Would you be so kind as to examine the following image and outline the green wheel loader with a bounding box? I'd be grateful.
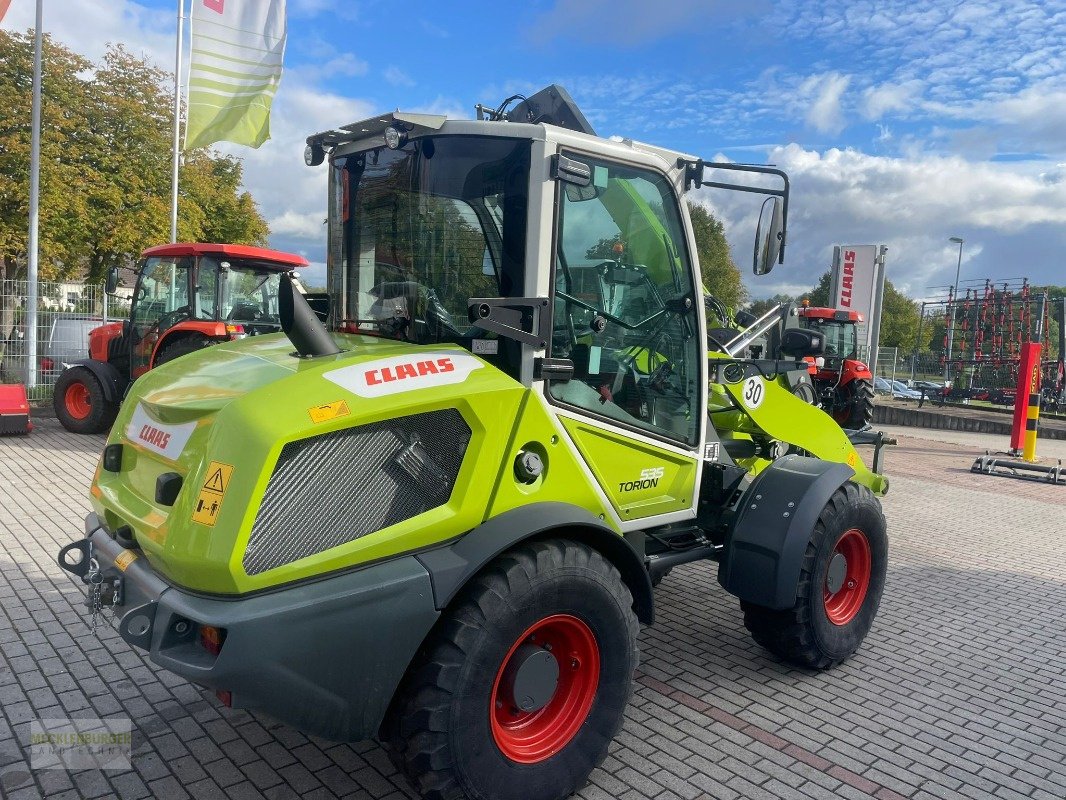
[59,85,891,800]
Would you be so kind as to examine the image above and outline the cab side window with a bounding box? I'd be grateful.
[549,155,700,445]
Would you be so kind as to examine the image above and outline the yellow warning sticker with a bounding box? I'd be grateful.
[847,451,858,467]
[114,550,138,572]
[308,400,350,424]
[192,461,234,527]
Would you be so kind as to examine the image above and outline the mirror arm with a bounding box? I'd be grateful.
[679,159,790,264]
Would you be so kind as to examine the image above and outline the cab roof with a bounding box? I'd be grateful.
[141,243,309,269]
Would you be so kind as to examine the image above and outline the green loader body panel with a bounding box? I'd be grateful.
[92,332,625,595]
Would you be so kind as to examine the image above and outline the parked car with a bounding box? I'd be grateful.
[890,380,923,400]
[874,377,922,400]
[1,315,105,383]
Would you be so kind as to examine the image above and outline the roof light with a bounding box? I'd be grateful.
[384,126,408,149]
[304,142,325,166]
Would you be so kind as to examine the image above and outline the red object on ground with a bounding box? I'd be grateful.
[1010,343,1041,453]
[0,384,32,435]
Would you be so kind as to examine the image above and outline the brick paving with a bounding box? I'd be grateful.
[1,417,1065,800]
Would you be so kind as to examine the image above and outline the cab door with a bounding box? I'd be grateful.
[129,256,194,376]
[545,152,705,524]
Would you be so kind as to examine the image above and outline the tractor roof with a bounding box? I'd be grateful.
[799,307,864,323]
[141,243,309,269]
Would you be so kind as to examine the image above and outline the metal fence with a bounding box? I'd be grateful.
[0,280,131,400]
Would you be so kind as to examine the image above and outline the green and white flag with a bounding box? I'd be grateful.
[185,0,287,150]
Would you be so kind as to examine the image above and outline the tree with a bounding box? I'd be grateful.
[687,202,746,311]
[878,281,922,351]
[749,293,797,317]
[806,270,833,308]
[0,33,269,281]
[0,32,268,376]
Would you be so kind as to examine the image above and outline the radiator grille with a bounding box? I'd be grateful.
[243,408,470,575]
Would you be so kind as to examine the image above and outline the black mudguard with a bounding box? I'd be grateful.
[66,359,127,404]
[718,455,854,610]
[416,502,654,625]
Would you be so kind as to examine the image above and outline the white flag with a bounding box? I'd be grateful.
[185,0,287,150]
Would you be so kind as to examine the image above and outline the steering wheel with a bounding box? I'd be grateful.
[157,306,191,333]
[228,303,263,322]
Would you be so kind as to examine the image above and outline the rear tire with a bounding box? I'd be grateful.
[155,334,212,366]
[741,482,887,670]
[833,378,875,429]
[53,368,117,434]
[383,539,639,800]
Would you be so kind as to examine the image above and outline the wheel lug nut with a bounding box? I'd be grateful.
[571,658,579,669]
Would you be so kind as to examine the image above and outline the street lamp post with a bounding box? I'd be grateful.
[945,236,964,381]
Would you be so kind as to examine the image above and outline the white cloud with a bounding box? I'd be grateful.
[384,65,415,87]
[704,144,1066,299]
[862,80,921,120]
[801,72,851,134]
[2,0,173,67]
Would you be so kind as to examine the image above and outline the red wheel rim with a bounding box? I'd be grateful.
[490,614,599,764]
[823,528,872,625]
[65,382,92,420]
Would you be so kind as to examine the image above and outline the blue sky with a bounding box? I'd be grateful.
[5,0,1066,299]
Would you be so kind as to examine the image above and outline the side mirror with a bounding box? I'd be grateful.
[753,196,784,276]
[779,328,825,358]
[105,267,119,294]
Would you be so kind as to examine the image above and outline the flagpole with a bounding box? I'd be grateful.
[169,0,185,243]
[26,0,43,390]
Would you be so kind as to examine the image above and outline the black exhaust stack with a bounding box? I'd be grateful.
[280,272,340,358]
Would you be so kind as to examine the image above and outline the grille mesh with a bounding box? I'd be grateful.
[243,408,470,575]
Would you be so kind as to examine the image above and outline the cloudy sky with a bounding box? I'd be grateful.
[4,0,1065,299]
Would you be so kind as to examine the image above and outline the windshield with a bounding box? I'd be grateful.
[329,136,531,345]
[223,263,283,326]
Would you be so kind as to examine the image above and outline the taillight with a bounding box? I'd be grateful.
[199,625,226,656]
[215,690,232,707]
[225,324,246,339]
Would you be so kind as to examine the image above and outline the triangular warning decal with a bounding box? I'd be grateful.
[205,469,225,492]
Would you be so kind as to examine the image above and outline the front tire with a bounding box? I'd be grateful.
[383,539,639,800]
[741,482,887,669]
[833,377,875,429]
[53,368,117,434]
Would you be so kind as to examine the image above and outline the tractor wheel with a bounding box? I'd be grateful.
[833,378,875,429]
[383,539,639,800]
[155,334,212,366]
[741,482,887,670]
[53,368,117,435]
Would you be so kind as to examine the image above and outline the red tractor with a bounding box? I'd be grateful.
[795,304,875,429]
[54,243,308,434]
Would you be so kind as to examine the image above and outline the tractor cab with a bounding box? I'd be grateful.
[796,305,862,365]
[56,243,308,434]
[122,243,302,376]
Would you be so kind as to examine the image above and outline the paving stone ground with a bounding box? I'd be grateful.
[1,418,1064,800]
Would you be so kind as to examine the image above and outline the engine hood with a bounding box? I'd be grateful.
[89,331,528,594]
